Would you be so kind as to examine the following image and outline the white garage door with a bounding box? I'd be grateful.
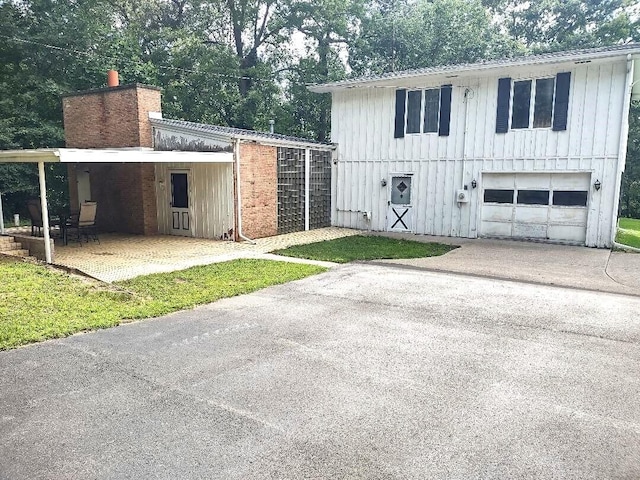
[481,173,590,244]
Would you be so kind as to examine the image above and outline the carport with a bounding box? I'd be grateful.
[0,148,232,263]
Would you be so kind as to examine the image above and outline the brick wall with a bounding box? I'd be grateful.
[62,84,161,148]
[239,142,278,239]
[62,84,161,234]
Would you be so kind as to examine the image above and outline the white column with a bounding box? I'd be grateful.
[304,148,310,231]
[38,161,52,263]
[0,191,5,235]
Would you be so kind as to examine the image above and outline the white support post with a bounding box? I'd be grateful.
[0,191,4,235]
[304,148,310,231]
[38,161,52,263]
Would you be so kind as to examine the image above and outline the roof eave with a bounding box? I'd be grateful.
[309,46,640,93]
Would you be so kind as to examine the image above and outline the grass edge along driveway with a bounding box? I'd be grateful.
[0,259,325,351]
[272,235,457,263]
[616,218,640,249]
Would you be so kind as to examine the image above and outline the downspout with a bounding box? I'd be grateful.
[610,54,635,246]
[234,138,256,244]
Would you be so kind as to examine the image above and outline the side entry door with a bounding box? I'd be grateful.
[170,170,191,236]
[387,175,414,232]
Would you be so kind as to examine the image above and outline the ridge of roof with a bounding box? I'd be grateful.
[309,43,640,92]
[150,118,333,147]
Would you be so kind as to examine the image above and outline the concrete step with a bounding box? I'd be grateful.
[0,241,23,252]
[2,249,30,257]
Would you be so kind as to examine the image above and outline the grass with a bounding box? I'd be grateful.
[0,259,325,350]
[272,235,456,263]
[616,218,640,249]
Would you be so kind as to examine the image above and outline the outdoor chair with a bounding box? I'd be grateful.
[27,199,44,236]
[65,201,99,245]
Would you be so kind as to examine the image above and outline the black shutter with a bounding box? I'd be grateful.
[495,77,511,133]
[394,89,406,138]
[553,72,571,131]
[438,85,452,136]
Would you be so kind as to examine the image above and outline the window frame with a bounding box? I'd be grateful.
[405,87,442,135]
[510,77,557,130]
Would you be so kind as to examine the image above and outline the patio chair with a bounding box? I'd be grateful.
[65,201,99,245]
[27,199,44,236]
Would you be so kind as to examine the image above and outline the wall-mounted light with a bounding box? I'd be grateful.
[594,179,601,191]
[381,179,387,187]
[471,179,477,189]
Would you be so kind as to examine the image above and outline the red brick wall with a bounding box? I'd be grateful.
[62,84,161,234]
[239,142,277,239]
[72,163,158,235]
[62,84,161,148]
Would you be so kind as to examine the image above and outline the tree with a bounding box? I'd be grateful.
[621,101,640,218]
[500,0,640,51]
[349,0,518,75]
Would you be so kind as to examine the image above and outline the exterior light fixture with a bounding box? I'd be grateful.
[381,179,387,187]
[471,179,477,189]
[594,179,601,191]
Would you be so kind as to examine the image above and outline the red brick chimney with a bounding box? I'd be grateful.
[62,71,162,148]
[62,72,162,236]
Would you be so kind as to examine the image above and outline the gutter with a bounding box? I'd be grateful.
[610,54,635,246]
[233,138,256,244]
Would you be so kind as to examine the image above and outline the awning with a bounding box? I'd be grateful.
[0,148,234,164]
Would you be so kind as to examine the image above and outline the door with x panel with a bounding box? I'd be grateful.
[387,175,414,232]
[170,170,192,236]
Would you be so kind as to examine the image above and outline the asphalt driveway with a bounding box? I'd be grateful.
[1,264,639,479]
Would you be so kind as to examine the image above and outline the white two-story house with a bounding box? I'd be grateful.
[309,44,640,248]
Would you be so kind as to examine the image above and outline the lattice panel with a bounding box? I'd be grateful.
[309,150,332,229]
[277,147,305,234]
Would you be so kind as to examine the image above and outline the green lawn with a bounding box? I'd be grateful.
[272,235,457,263]
[0,259,325,350]
[616,218,640,249]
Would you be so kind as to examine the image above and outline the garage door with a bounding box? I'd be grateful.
[481,173,590,244]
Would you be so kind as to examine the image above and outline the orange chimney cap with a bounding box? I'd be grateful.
[107,70,119,87]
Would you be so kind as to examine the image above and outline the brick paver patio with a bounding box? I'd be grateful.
[52,227,360,282]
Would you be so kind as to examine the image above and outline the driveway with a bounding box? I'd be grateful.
[374,233,640,296]
[1,264,639,479]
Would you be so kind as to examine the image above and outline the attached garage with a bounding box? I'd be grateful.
[480,173,591,244]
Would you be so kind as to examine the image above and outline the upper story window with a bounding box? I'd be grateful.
[394,85,452,139]
[406,88,441,134]
[511,78,555,129]
[496,72,571,134]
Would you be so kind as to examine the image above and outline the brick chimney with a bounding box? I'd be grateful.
[62,72,162,148]
[62,72,162,236]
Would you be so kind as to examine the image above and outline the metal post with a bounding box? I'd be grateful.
[305,148,310,231]
[0,191,5,235]
[38,161,52,263]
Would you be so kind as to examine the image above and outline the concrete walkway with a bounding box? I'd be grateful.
[53,227,357,282]
[373,232,640,296]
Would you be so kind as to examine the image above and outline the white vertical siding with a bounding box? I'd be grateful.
[155,162,234,239]
[331,59,629,247]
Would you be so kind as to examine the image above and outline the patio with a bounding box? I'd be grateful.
[50,227,359,282]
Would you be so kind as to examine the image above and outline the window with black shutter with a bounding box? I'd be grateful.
[499,73,571,131]
[398,86,451,136]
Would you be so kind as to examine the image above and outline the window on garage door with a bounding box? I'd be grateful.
[552,191,588,207]
[517,190,550,205]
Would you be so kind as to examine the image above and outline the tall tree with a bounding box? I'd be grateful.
[349,0,518,75]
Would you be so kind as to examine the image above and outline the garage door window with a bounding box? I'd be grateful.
[517,190,549,205]
[553,191,588,207]
[484,189,514,203]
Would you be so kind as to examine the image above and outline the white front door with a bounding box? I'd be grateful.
[170,170,191,236]
[387,175,414,232]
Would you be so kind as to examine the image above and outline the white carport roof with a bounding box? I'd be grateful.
[0,148,234,163]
